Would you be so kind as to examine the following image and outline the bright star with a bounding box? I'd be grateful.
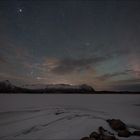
[18,8,23,13]
[19,8,22,12]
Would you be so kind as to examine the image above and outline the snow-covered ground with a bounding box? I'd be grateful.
[0,94,139,140]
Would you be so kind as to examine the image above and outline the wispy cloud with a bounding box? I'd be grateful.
[95,71,129,81]
[41,56,108,75]
[0,72,24,80]
[112,78,140,84]
[110,78,140,91]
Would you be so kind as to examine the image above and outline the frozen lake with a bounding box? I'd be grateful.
[0,94,140,140]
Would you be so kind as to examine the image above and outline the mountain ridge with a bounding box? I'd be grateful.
[0,80,140,94]
[0,80,95,93]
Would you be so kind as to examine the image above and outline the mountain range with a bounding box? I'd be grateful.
[0,80,139,94]
[0,80,95,93]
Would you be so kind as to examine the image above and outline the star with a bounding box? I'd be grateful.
[19,8,22,12]
[18,8,23,13]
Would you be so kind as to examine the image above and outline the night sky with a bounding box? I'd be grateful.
[0,0,140,91]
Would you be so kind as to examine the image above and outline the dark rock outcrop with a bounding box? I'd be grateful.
[107,119,133,138]
[80,137,90,140]
[117,130,131,137]
[132,131,140,136]
[100,135,117,140]
[98,127,117,140]
[81,119,140,140]
[90,131,99,139]
[106,119,126,131]
[82,126,118,140]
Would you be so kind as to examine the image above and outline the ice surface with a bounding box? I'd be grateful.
[0,94,139,140]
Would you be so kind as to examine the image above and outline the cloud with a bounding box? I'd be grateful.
[0,39,34,65]
[95,71,129,81]
[127,69,140,78]
[113,78,140,84]
[110,78,140,91]
[43,56,107,75]
[0,56,7,64]
[116,84,140,91]
[42,57,60,71]
[14,47,34,62]
[95,68,140,81]
[91,75,140,91]
[0,72,30,84]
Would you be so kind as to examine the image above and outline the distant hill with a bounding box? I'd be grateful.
[0,80,139,94]
[0,80,27,93]
[0,80,95,93]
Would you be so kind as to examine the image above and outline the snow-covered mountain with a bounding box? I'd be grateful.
[0,80,16,91]
[0,80,95,93]
[23,83,94,90]
[0,80,140,93]
[22,83,95,93]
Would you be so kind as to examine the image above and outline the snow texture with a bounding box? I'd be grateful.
[0,94,139,140]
